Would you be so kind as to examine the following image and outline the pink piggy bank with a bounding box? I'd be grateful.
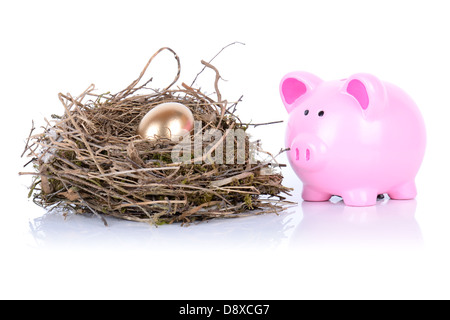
[280,72,426,206]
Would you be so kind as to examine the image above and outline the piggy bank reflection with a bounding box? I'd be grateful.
[290,198,422,248]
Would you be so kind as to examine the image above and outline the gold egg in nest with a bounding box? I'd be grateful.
[137,102,194,141]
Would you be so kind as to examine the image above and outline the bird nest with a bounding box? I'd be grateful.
[21,47,292,225]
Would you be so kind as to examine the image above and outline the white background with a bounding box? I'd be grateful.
[1,0,450,299]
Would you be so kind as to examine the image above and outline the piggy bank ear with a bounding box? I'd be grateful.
[280,71,322,113]
[344,73,387,119]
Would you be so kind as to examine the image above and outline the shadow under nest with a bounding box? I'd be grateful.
[21,47,293,226]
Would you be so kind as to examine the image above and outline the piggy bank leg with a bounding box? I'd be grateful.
[302,185,331,202]
[388,181,417,200]
[341,189,377,207]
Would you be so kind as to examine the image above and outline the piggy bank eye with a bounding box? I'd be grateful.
[318,110,325,117]
[304,109,309,116]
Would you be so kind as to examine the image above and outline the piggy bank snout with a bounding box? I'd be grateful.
[289,134,328,170]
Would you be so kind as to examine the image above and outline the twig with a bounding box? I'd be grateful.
[21,120,35,157]
[190,41,245,87]
[210,172,254,187]
[200,60,228,128]
[113,47,181,101]
[242,120,284,127]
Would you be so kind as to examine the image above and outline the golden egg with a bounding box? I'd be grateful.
[137,102,194,141]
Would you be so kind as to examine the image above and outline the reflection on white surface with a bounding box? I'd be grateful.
[27,195,422,250]
[28,209,299,251]
[290,197,422,248]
